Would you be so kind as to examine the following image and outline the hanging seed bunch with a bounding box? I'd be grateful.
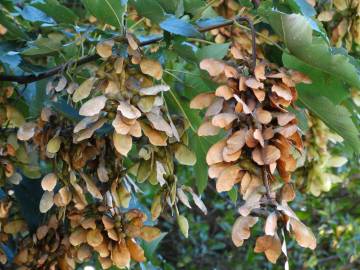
[317,0,360,54]
[0,194,27,266]
[1,35,206,268]
[191,55,316,263]
[296,114,347,196]
[209,0,278,60]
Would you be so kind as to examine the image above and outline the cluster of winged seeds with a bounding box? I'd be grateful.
[317,0,360,53]
[0,36,206,269]
[297,114,347,196]
[191,56,316,263]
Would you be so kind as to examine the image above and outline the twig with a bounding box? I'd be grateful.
[261,166,272,200]
[0,17,254,84]
[234,16,257,70]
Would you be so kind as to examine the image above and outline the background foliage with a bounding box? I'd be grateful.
[0,0,359,269]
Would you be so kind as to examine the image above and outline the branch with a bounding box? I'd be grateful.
[0,16,256,84]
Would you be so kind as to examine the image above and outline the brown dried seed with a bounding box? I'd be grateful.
[215,85,234,100]
[206,139,226,165]
[255,108,272,124]
[86,229,103,247]
[254,235,282,264]
[140,58,163,80]
[190,92,215,109]
[199,58,225,76]
[212,113,237,128]
[113,132,132,156]
[41,173,57,192]
[126,239,146,262]
[198,120,221,136]
[79,95,107,116]
[140,226,161,242]
[289,218,316,250]
[96,40,114,58]
[245,78,264,89]
[216,165,240,192]
[231,216,258,247]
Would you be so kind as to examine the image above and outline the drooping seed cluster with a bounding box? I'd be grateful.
[191,56,316,263]
[0,36,206,269]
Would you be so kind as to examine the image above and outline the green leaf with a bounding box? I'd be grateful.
[21,37,62,56]
[287,0,316,17]
[298,94,360,153]
[173,42,198,63]
[82,0,126,29]
[20,5,54,23]
[142,232,167,259]
[129,0,166,23]
[32,0,78,24]
[228,187,238,204]
[196,42,230,60]
[160,15,201,37]
[157,0,179,13]
[0,10,28,40]
[260,10,360,88]
[283,53,349,104]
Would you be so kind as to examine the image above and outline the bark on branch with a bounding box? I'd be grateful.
[0,16,256,84]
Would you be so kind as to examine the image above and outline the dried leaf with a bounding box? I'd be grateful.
[198,120,220,136]
[199,58,225,76]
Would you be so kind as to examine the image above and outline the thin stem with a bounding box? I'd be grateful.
[234,21,285,52]
[129,17,145,30]
[261,166,272,200]
[188,38,215,45]
[234,16,257,70]
[0,16,253,84]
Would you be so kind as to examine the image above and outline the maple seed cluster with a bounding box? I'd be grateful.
[298,114,347,196]
[0,34,209,269]
[191,56,316,263]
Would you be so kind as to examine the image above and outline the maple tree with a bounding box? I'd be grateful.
[0,0,359,269]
